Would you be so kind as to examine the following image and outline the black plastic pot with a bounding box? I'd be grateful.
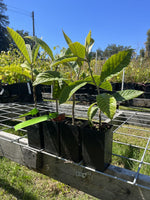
[26,115,44,150]
[42,120,60,156]
[59,118,86,163]
[81,123,113,172]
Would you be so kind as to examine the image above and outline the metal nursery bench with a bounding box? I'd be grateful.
[0,102,150,200]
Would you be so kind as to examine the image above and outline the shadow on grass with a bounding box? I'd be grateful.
[0,177,37,200]
[122,145,140,170]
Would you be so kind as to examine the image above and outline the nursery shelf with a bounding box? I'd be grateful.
[0,102,150,200]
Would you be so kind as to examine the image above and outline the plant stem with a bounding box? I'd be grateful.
[31,64,37,107]
[33,86,37,108]
[88,61,102,126]
[87,62,100,95]
[72,93,75,125]
[56,99,59,113]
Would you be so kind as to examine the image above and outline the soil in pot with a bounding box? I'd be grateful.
[59,118,87,163]
[81,122,113,172]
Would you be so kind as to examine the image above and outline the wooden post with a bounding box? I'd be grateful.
[32,11,35,37]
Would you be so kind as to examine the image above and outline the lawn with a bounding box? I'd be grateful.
[0,157,97,200]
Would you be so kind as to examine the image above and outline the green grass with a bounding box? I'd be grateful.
[0,157,97,200]
[112,124,150,175]
[0,120,26,136]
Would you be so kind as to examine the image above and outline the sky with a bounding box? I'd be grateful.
[3,0,150,54]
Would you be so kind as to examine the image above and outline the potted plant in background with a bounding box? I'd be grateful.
[52,30,143,171]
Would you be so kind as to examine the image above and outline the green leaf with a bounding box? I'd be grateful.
[87,102,98,125]
[52,81,64,99]
[32,43,40,62]
[96,93,117,119]
[21,61,31,70]
[59,80,87,104]
[26,36,54,61]
[88,38,94,53]
[100,81,112,91]
[65,48,72,56]
[62,30,72,45]
[14,115,49,131]
[35,37,54,60]
[50,56,78,67]
[15,112,59,131]
[84,75,112,91]
[49,112,58,119]
[85,30,91,48]
[69,42,86,59]
[26,44,32,63]
[7,27,31,64]
[113,90,143,102]
[84,75,100,86]
[19,108,39,117]
[100,49,133,83]
[85,30,95,54]
[33,71,67,86]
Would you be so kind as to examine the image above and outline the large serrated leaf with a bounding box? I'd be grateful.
[62,30,72,45]
[96,93,117,119]
[100,49,133,82]
[113,90,143,102]
[100,81,112,91]
[26,44,32,63]
[51,56,78,67]
[84,75,112,91]
[7,27,31,64]
[53,81,61,99]
[32,43,40,62]
[84,75,100,86]
[26,36,54,61]
[59,81,87,104]
[69,42,86,59]
[35,37,54,60]
[33,71,66,86]
[87,102,98,124]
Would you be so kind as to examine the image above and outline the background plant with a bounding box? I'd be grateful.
[7,27,45,106]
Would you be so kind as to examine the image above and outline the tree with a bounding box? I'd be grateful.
[103,44,131,58]
[96,48,104,60]
[145,29,150,57]
[140,48,145,58]
[0,0,9,52]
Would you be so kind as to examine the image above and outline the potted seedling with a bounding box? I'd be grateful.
[53,30,143,171]
[52,32,89,162]
[33,70,67,155]
[7,27,59,150]
[30,37,87,160]
[29,40,70,155]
